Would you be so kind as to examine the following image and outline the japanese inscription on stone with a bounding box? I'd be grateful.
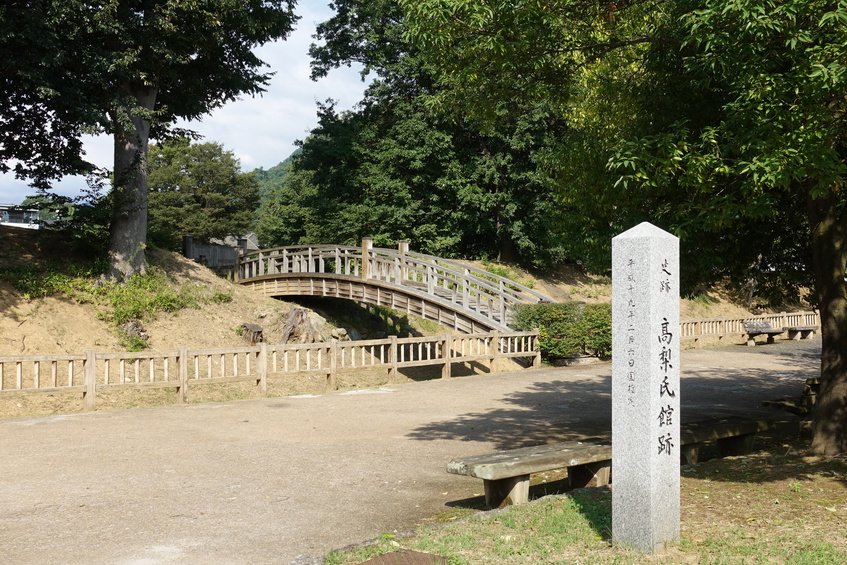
[612,222,680,555]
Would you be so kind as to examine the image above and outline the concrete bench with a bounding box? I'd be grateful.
[678,417,777,464]
[447,417,781,508]
[447,438,612,508]
[784,326,818,341]
[743,320,785,346]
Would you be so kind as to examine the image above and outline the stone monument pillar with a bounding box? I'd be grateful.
[612,222,680,554]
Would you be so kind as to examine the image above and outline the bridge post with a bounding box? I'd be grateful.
[361,238,373,280]
[398,240,409,282]
[462,268,471,311]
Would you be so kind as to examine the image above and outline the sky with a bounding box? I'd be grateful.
[0,1,367,205]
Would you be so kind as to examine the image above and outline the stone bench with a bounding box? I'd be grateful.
[784,326,818,341]
[678,417,777,464]
[743,320,785,346]
[447,438,613,508]
[447,417,782,508]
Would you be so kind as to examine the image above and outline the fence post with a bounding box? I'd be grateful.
[361,238,373,281]
[441,334,452,379]
[490,330,500,373]
[532,328,542,369]
[178,347,188,403]
[258,343,268,397]
[329,339,338,391]
[84,349,97,411]
[389,335,399,384]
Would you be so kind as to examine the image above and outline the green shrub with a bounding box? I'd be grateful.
[211,291,233,304]
[120,334,149,352]
[582,304,612,359]
[107,268,200,326]
[512,302,612,360]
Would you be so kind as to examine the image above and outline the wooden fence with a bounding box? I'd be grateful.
[680,310,819,348]
[0,331,540,410]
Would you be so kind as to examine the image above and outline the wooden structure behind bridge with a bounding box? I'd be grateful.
[235,239,552,334]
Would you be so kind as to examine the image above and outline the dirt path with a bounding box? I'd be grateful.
[0,340,818,564]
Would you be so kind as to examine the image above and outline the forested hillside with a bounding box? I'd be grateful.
[248,0,846,453]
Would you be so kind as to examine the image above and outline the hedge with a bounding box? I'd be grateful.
[511,302,611,361]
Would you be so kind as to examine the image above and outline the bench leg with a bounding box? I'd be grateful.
[801,330,814,340]
[747,336,756,347]
[766,335,777,344]
[483,475,530,508]
[568,460,611,489]
[681,443,701,465]
[717,433,756,457]
[788,330,800,341]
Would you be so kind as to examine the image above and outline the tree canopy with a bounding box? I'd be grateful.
[0,0,299,278]
[147,138,260,251]
[257,0,567,265]
[401,0,847,454]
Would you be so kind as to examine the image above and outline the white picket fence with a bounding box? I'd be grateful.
[0,331,540,410]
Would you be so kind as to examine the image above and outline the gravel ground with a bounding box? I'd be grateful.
[0,339,819,564]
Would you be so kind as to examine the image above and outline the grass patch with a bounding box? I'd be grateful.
[481,260,537,290]
[2,259,231,351]
[105,267,202,325]
[0,261,105,301]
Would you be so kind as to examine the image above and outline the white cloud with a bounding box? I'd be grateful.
[0,1,366,204]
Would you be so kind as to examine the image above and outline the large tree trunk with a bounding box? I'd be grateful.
[108,84,158,280]
[807,189,847,455]
[495,204,520,263]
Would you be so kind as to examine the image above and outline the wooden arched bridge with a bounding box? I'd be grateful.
[236,239,552,333]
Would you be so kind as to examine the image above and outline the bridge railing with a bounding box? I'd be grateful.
[237,240,551,328]
[0,330,540,411]
[238,244,365,279]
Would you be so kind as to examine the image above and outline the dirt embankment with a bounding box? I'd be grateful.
[1,225,764,358]
[0,227,311,356]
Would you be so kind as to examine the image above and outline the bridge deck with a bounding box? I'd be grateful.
[236,241,552,333]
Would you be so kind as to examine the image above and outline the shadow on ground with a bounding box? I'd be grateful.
[407,377,613,450]
[406,362,812,451]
